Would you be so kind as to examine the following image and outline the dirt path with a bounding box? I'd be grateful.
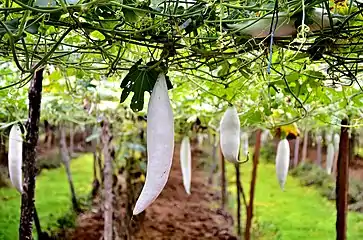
[134,146,237,240]
[66,145,237,240]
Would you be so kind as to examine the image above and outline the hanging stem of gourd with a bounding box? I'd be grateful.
[267,0,279,74]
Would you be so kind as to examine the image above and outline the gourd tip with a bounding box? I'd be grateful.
[132,208,142,215]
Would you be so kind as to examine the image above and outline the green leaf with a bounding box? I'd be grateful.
[218,61,230,77]
[123,9,139,23]
[90,30,105,41]
[120,60,172,112]
[289,52,309,62]
[25,19,40,34]
[48,69,62,81]
[0,19,19,38]
[286,72,299,82]
[305,70,325,80]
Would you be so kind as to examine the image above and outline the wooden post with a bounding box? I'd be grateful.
[349,129,355,164]
[219,145,226,209]
[336,119,349,240]
[235,164,241,236]
[293,137,300,167]
[316,136,322,167]
[60,125,80,212]
[102,120,113,240]
[33,207,44,239]
[301,130,308,162]
[208,133,218,185]
[19,69,44,239]
[69,123,74,156]
[245,129,261,240]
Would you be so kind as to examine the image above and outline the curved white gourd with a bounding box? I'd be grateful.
[8,124,23,193]
[220,106,241,163]
[326,143,334,174]
[275,139,290,190]
[334,133,340,152]
[133,73,174,215]
[180,136,191,194]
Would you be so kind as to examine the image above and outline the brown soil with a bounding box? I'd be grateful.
[66,145,237,240]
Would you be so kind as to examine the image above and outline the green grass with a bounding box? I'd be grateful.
[357,147,363,158]
[0,154,93,240]
[226,154,363,240]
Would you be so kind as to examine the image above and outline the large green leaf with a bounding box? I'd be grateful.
[0,19,19,39]
[120,59,172,111]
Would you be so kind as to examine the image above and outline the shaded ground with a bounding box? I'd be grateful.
[67,145,237,240]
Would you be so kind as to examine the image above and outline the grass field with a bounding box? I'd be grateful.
[0,154,93,240]
[226,153,363,240]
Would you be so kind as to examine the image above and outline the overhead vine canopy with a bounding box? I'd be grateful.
[0,0,362,126]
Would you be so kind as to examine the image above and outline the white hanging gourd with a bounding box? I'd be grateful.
[180,136,191,194]
[275,139,290,190]
[220,106,241,163]
[133,73,174,215]
[8,124,23,193]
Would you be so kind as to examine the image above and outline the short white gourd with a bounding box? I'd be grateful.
[275,139,290,190]
[220,106,241,163]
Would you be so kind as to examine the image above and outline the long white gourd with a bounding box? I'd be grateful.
[220,106,241,163]
[133,73,174,215]
[226,8,337,38]
[180,136,191,194]
[8,124,23,193]
[226,13,296,37]
[326,143,334,174]
[275,139,290,190]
